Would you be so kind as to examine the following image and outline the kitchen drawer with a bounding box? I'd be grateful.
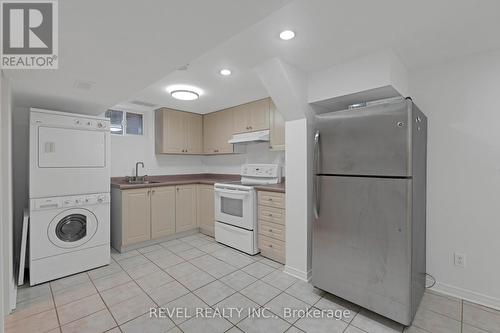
[258,205,285,225]
[258,234,285,263]
[258,191,285,209]
[258,220,285,241]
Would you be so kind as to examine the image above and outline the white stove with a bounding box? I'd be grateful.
[214,164,281,255]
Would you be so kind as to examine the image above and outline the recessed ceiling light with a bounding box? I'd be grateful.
[166,85,203,101]
[279,30,295,40]
[220,68,232,76]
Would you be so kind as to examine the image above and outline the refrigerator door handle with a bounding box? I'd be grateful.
[313,130,320,219]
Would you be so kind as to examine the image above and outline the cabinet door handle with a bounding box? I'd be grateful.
[268,198,273,201]
[152,189,155,194]
[268,213,273,217]
[269,229,273,232]
[269,244,273,248]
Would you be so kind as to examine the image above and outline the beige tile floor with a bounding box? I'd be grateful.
[5,233,500,333]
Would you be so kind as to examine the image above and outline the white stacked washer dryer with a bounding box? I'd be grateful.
[29,108,111,285]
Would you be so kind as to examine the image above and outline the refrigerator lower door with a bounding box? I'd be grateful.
[312,175,414,325]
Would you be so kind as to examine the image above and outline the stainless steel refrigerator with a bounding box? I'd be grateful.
[312,97,427,325]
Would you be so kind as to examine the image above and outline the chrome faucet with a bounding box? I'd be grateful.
[135,162,144,178]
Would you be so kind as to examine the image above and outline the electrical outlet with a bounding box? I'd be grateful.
[454,253,466,268]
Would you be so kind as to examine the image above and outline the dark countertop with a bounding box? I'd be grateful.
[111,173,239,189]
[111,173,285,193]
[254,183,286,193]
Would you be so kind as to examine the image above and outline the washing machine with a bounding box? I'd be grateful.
[29,192,110,285]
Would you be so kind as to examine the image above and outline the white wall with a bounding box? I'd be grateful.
[202,142,284,174]
[0,70,5,333]
[283,119,311,280]
[110,110,284,176]
[1,71,15,327]
[409,49,500,308]
[255,58,313,281]
[308,50,408,104]
[109,110,204,177]
[12,107,29,272]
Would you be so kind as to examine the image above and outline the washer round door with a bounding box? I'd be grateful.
[48,208,98,248]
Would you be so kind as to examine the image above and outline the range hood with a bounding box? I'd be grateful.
[228,130,270,144]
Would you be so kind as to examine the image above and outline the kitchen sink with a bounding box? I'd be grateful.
[127,180,160,184]
[124,175,160,184]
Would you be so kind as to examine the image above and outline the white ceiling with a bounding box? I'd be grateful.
[6,0,500,115]
[4,0,290,114]
[123,0,500,114]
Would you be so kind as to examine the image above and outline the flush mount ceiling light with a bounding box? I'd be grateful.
[171,90,199,100]
[220,68,232,76]
[166,85,203,101]
[279,30,295,40]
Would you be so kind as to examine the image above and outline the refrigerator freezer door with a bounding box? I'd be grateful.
[314,100,411,177]
[312,175,413,325]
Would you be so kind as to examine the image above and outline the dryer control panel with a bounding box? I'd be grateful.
[31,193,110,211]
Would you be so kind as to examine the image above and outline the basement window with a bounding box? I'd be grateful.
[105,110,143,136]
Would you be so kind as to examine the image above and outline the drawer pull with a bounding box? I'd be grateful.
[268,198,273,201]
[269,244,273,248]
[269,229,273,232]
[268,213,273,217]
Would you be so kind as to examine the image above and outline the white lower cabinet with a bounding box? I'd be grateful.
[111,184,209,251]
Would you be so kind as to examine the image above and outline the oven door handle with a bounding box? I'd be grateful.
[215,188,250,197]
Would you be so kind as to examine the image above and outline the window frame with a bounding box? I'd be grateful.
[105,109,144,136]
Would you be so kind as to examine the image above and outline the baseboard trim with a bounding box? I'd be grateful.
[284,265,311,282]
[117,228,200,253]
[429,280,500,311]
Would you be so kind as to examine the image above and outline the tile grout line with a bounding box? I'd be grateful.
[461,299,464,333]
[111,251,181,330]
[51,272,122,331]
[111,235,237,331]
[4,289,58,327]
[86,270,120,331]
[12,235,286,333]
[155,235,271,330]
[48,282,62,332]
